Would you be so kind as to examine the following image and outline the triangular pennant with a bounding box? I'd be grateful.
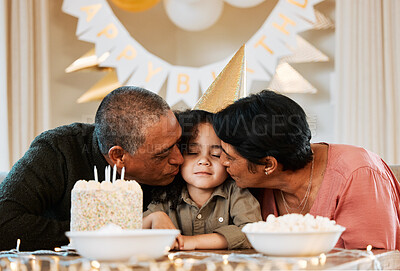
[268,63,317,94]
[281,35,329,63]
[126,54,171,94]
[313,9,334,30]
[166,66,199,108]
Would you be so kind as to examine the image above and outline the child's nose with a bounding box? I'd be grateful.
[197,157,211,166]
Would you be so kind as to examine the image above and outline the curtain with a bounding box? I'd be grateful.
[335,0,400,164]
[7,0,50,167]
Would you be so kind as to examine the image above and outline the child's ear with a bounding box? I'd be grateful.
[262,156,278,175]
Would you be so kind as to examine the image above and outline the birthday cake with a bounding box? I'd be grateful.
[70,179,143,231]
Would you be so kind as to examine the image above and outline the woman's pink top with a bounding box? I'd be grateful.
[260,144,400,249]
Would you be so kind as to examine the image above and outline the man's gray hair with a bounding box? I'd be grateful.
[95,86,170,154]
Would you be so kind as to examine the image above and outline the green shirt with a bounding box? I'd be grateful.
[144,179,262,249]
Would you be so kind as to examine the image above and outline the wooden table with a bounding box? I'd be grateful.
[1,249,400,270]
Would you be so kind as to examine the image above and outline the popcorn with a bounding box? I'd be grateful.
[243,213,342,233]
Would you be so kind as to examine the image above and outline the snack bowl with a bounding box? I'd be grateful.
[66,229,180,261]
[242,226,345,257]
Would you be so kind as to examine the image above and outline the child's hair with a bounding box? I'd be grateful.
[150,109,214,209]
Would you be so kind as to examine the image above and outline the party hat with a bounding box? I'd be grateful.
[77,70,121,103]
[65,48,110,73]
[193,45,247,113]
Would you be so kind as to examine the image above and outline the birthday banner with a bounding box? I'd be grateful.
[62,0,324,107]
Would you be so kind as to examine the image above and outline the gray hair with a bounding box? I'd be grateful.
[95,86,170,154]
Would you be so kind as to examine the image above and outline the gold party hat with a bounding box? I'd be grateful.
[77,70,121,103]
[65,48,110,73]
[193,44,246,113]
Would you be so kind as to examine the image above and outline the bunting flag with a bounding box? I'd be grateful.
[62,0,330,105]
[268,62,317,94]
[313,9,334,30]
[281,35,329,63]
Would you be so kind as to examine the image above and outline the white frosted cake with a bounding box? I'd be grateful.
[70,179,143,231]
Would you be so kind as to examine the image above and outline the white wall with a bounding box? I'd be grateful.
[0,0,9,171]
[48,0,335,143]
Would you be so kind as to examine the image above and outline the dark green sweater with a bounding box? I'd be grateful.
[0,123,152,251]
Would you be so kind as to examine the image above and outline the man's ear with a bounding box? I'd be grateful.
[261,156,278,175]
[108,146,126,168]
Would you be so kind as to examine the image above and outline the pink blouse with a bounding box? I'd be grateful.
[260,144,400,249]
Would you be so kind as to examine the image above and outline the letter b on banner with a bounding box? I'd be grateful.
[177,74,190,94]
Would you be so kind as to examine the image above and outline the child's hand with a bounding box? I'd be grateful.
[148,211,177,229]
[176,235,196,250]
[171,234,185,250]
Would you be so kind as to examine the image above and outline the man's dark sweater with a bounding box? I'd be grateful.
[0,123,152,251]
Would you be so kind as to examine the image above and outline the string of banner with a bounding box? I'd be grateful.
[62,0,333,107]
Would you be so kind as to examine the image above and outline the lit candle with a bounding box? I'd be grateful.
[121,167,125,181]
[94,166,98,182]
[16,239,21,252]
[105,166,109,182]
[112,164,117,183]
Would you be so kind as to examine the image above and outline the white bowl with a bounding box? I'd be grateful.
[242,227,345,257]
[66,229,180,261]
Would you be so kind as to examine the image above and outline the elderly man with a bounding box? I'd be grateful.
[0,86,183,251]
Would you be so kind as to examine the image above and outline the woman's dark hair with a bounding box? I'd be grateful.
[150,110,214,209]
[213,89,313,171]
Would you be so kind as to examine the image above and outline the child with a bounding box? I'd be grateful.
[143,110,262,250]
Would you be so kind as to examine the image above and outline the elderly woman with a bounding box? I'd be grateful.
[213,90,400,250]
